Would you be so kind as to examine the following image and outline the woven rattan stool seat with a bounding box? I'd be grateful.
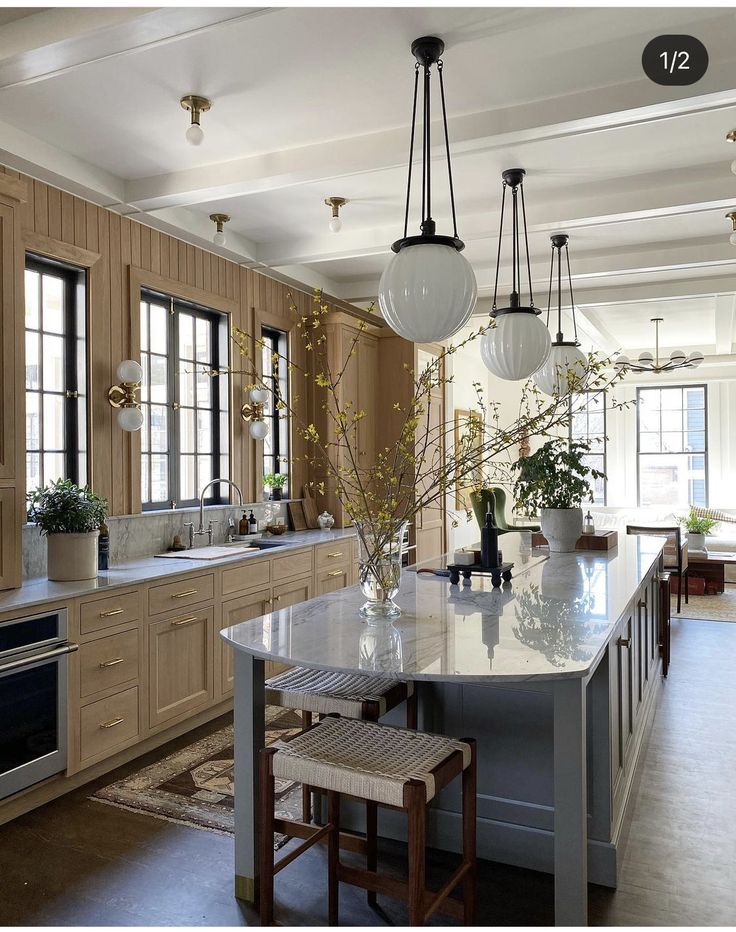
[265,666,413,719]
[272,716,471,808]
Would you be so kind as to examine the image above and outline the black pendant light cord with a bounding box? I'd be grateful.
[422,58,431,231]
[491,183,507,311]
[565,244,579,343]
[437,61,459,240]
[545,246,555,329]
[520,185,535,307]
[492,176,535,312]
[545,236,580,344]
[402,64,420,241]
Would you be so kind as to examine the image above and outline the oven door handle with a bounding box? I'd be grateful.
[0,642,78,674]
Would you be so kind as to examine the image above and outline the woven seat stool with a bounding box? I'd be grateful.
[259,716,477,927]
[265,666,417,821]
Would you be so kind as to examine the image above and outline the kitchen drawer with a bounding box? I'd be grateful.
[79,629,140,698]
[80,590,140,635]
[272,548,313,579]
[315,542,351,572]
[148,573,214,616]
[316,565,351,596]
[79,686,139,763]
[222,558,270,597]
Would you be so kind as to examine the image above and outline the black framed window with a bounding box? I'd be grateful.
[261,326,289,492]
[140,290,229,509]
[637,385,707,508]
[24,255,87,494]
[570,391,606,505]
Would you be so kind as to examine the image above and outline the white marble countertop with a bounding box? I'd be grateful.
[222,534,665,683]
[0,528,357,615]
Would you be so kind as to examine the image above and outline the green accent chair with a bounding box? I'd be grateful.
[470,487,540,537]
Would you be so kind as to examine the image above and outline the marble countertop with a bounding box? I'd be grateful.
[0,528,357,615]
[222,534,665,683]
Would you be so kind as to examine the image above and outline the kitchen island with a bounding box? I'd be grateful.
[222,533,666,926]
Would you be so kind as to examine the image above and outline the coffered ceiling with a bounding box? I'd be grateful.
[1,5,736,361]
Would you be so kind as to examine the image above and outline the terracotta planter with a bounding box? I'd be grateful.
[540,507,583,553]
[47,531,99,581]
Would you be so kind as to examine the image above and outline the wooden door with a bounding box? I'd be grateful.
[149,607,213,729]
[218,588,272,698]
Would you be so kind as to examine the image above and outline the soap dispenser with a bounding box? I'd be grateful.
[248,510,257,534]
[238,511,249,535]
[481,505,499,569]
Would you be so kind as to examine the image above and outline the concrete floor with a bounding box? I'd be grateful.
[0,617,735,926]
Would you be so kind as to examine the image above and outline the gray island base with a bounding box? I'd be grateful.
[222,533,666,926]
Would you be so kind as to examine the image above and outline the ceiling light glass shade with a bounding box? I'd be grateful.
[532,343,589,397]
[250,387,269,405]
[378,243,477,342]
[116,359,143,383]
[730,231,736,246]
[669,349,686,365]
[686,351,704,368]
[637,352,654,366]
[249,420,269,440]
[213,230,226,246]
[117,407,144,432]
[328,216,342,233]
[186,123,204,146]
[480,312,551,381]
[614,354,630,368]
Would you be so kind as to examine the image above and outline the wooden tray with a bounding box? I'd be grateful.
[531,530,618,551]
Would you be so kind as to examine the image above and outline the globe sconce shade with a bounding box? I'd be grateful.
[249,387,269,405]
[116,359,143,384]
[480,310,551,381]
[249,420,270,440]
[117,407,144,432]
[108,359,143,432]
[532,343,589,398]
[378,242,477,343]
[241,390,270,440]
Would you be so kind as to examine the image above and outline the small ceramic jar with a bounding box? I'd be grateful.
[318,511,335,530]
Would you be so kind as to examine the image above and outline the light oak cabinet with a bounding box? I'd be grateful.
[218,588,273,698]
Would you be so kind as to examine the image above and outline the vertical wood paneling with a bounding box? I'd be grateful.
[140,223,151,272]
[73,197,86,247]
[60,192,74,243]
[150,229,160,275]
[33,180,48,236]
[47,186,61,241]
[108,210,124,514]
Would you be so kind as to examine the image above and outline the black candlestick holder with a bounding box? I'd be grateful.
[446,561,514,587]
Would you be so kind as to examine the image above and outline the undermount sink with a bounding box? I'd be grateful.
[248,538,289,549]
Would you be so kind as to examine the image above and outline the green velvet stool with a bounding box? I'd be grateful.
[470,487,540,537]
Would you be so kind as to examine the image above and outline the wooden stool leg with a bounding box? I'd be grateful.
[259,748,277,927]
[406,780,426,926]
[366,800,378,907]
[327,791,341,926]
[406,688,418,729]
[462,740,478,926]
[301,711,313,822]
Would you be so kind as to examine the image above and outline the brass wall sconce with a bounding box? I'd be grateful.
[241,387,270,440]
[180,94,211,146]
[108,360,143,432]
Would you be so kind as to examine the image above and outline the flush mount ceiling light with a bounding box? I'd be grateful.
[532,234,589,398]
[209,213,230,246]
[241,388,270,440]
[726,210,736,245]
[480,169,551,381]
[180,94,211,146]
[614,317,703,373]
[108,359,143,432]
[378,36,477,343]
[325,197,348,233]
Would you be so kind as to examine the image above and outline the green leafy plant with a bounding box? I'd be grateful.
[262,472,287,489]
[678,509,717,536]
[27,479,108,535]
[511,439,604,513]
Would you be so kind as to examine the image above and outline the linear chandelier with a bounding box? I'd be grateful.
[614,317,703,373]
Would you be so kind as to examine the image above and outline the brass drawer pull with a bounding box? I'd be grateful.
[274,595,281,603]
[327,571,343,578]
[171,615,198,627]
[617,636,631,648]
[327,551,344,558]
[264,598,273,606]
[171,588,198,599]
[99,657,125,668]
[99,717,124,729]
[99,608,124,618]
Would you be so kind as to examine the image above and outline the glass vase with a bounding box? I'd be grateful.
[355,520,407,619]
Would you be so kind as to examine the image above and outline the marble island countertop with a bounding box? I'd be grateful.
[0,528,357,615]
[222,534,665,683]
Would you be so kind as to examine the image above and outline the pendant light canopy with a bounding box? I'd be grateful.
[378,36,477,343]
[481,169,551,380]
[533,234,589,398]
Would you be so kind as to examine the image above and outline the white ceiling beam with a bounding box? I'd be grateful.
[714,294,736,355]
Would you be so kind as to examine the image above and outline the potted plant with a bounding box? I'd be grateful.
[511,439,604,553]
[27,479,108,581]
[678,509,717,553]
[263,472,287,501]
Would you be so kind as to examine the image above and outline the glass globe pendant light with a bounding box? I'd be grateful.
[481,169,551,380]
[532,234,589,398]
[378,36,477,343]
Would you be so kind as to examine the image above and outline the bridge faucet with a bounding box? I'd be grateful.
[193,478,244,545]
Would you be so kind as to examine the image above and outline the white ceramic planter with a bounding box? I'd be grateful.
[47,530,99,581]
[541,507,583,553]
[687,532,706,552]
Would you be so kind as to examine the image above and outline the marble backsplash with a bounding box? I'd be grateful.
[23,500,289,580]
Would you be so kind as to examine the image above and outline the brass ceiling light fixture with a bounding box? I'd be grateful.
[614,317,703,373]
[210,213,230,246]
[727,129,736,175]
[726,210,736,245]
[180,94,211,146]
[325,197,348,233]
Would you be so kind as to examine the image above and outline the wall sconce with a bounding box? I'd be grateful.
[210,213,230,246]
[180,94,211,146]
[241,387,270,439]
[108,360,144,432]
[325,196,348,233]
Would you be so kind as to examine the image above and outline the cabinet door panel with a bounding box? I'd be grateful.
[273,576,313,609]
[218,589,272,698]
[149,607,213,728]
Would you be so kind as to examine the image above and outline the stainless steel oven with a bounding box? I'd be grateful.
[0,608,77,800]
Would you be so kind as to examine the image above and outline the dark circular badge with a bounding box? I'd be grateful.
[642,35,708,86]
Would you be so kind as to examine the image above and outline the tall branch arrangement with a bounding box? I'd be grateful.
[230,290,628,564]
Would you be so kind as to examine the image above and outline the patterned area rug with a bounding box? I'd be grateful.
[672,585,736,623]
[91,707,305,844]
